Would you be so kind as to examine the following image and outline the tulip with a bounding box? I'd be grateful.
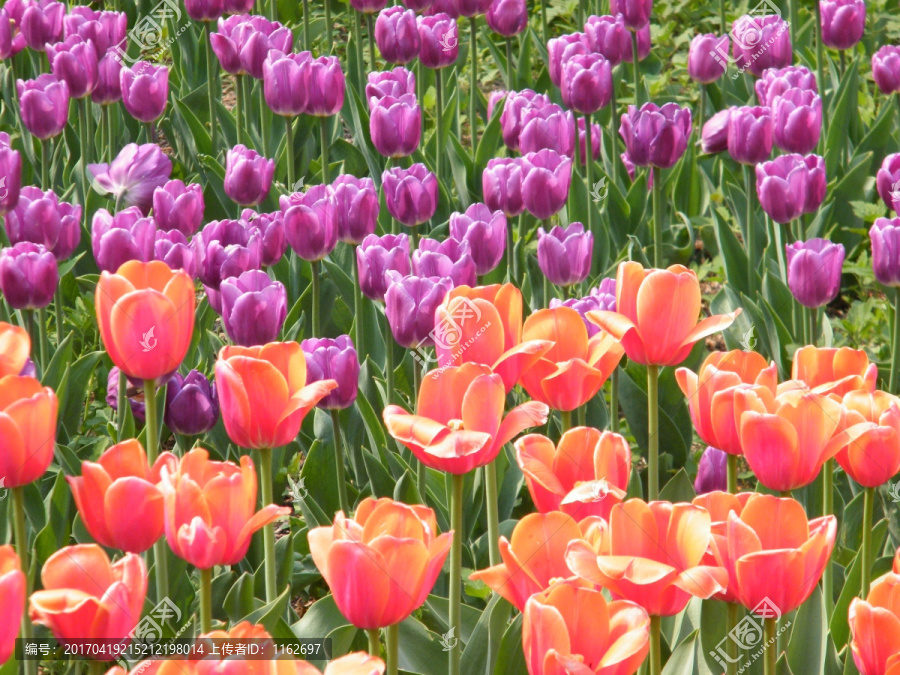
[726,106,773,165]
[89,143,173,214]
[772,88,822,154]
[0,9,11,60]
[0,322,30,378]
[412,237,477,287]
[403,0,434,12]
[262,50,311,116]
[454,0,492,16]
[382,164,438,226]
[92,53,123,105]
[29,545,146,651]
[105,367,145,424]
[537,223,592,287]
[485,0,527,36]
[583,15,626,66]
[878,154,900,214]
[63,7,127,55]
[791,345,877,395]
[834,390,900,488]
[755,65,818,106]
[301,654,386,675]
[694,446,728,495]
[688,33,729,83]
[220,270,287,346]
[224,144,275,207]
[1,0,25,57]
[803,153,827,214]
[518,104,575,157]
[193,218,262,290]
[281,184,338,261]
[215,341,338,450]
[20,0,63,50]
[0,134,21,216]
[164,370,219,436]
[366,67,416,106]
[576,118,602,166]
[46,35,98,100]
[0,374,57,488]
[152,179,205,236]
[309,498,452,628]
[357,233,411,302]
[849,570,900,675]
[417,13,459,68]
[731,14,792,77]
[0,242,57,310]
[482,158,525,217]
[95,260,195,382]
[370,94,421,158]
[785,238,845,308]
[244,209,286,266]
[185,0,224,21]
[549,278,617,337]
[383,272,455,347]
[333,176,379,244]
[375,7,420,65]
[548,33,590,87]
[0,546,24,665]
[120,61,169,123]
[821,0,865,50]
[874,46,900,95]
[610,0,651,29]
[448,204,507,276]
[17,75,69,140]
[210,15,292,79]
[700,108,730,154]
[520,149,572,220]
[91,207,156,274]
[560,53,612,115]
[499,89,551,151]
[619,102,692,169]
[352,0,388,13]
[301,335,359,410]
[872,217,900,287]
[304,55,345,117]
[755,154,811,224]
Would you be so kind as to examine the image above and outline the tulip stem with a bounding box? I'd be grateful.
[116,369,127,440]
[436,70,444,182]
[320,118,330,183]
[303,0,311,52]
[504,37,514,89]
[649,615,661,675]
[743,164,755,293]
[78,98,89,207]
[235,75,244,146]
[808,307,817,346]
[727,453,738,493]
[257,447,279,604]
[383,313,395,405]
[367,629,381,657]
[448,473,464,675]
[205,23,218,152]
[647,364,659,500]
[610,367,619,433]
[412,357,428,498]
[609,83,619,188]
[813,4,825,141]
[485,460,501,566]
[331,410,350,514]
[88,661,104,675]
[719,0,726,35]
[631,31,640,106]
[823,459,834,616]
[386,623,399,675]
[584,113,594,243]
[890,288,900,394]
[366,14,376,72]
[54,289,63,345]
[862,485,874,598]
[780,490,792,498]
[311,260,322,336]
[259,85,271,159]
[145,378,170,607]
[764,617,776,675]
[652,167,662,268]
[36,309,48,376]
[199,567,213,633]
[469,17,479,152]
[324,0,332,54]
[285,116,295,191]
[560,409,572,433]
[352,246,363,356]
[41,139,49,191]
[12,486,36,675]
[540,0,548,53]
[726,603,739,675]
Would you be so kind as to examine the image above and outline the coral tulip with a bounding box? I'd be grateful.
[850,570,900,675]
[0,322,30,377]
[0,374,58,488]
[835,390,900,488]
[791,345,877,396]
[0,546,24,665]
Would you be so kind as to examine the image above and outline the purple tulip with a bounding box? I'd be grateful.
[154,229,196,277]
[726,106,773,165]
[755,154,809,224]
[0,133,22,216]
[280,184,338,261]
[413,237,477,286]
[402,0,434,12]
[46,35,98,99]
[619,102,692,169]
[351,0,388,13]
[487,90,509,120]
[211,15,293,79]
[305,55,345,117]
[375,7,420,65]
[500,89,551,151]
[366,67,417,108]
[3,0,26,57]
[224,0,254,14]
[220,269,287,345]
[873,46,900,95]
[91,207,157,273]
[370,94,421,158]
[772,88,821,154]
[244,209,286,266]
[548,33,590,87]
[453,0,492,17]
[164,370,219,435]
[785,238,845,308]
[382,164,438,227]
[482,157,525,217]
[694,447,728,495]
[700,109,730,154]
[803,154,827,215]
[92,53,122,105]
[107,367,145,423]
[17,75,69,140]
[89,143,173,214]
[20,0,63,51]
[0,8,13,59]
[449,203,507,276]
[518,104,575,157]
[333,175,379,244]
[609,0,651,30]
[153,179,205,236]
[0,242,57,309]
[537,222,593,287]
[521,149,571,220]
[731,14,791,77]
[263,50,312,116]
[871,218,900,287]
[560,53,612,115]
[688,33,729,84]
[584,14,631,66]
[301,335,359,410]
[820,0,865,50]
[193,218,262,290]
[185,0,224,22]
[486,0,527,36]
[4,186,80,260]
[357,233,411,302]
[621,152,654,187]
[577,117,602,166]
[64,7,127,54]
[876,154,900,213]
[120,61,169,123]
[224,144,275,207]
[384,272,455,347]
[549,277,616,337]
[417,13,459,69]
[755,65,817,106]
[620,22,652,63]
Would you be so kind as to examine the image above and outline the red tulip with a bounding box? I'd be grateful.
[0,546,25,665]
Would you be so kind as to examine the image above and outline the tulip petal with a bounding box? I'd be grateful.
[104,477,164,554]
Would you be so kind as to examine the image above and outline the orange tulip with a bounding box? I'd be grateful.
[791,345,877,396]
[0,322,29,376]
[710,494,835,615]
[0,546,25,665]
[433,284,552,392]
[298,653,386,675]
[470,512,605,611]
[515,427,630,520]
[383,363,549,474]
[308,497,452,629]
[565,499,727,617]
[216,342,337,450]
[159,448,290,568]
[68,439,177,554]
[675,350,777,456]
[522,578,650,675]
[96,260,195,381]
[850,570,900,675]
[0,374,58,488]
[691,490,753,604]
[29,544,146,653]
[518,306,624,411]
[835,390,900,488]
[587,262,738,367]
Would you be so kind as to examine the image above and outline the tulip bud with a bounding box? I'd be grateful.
[870,218,900,287]
[154,230,196,277]
[120,61,168,123]
[785,238,845,308]
[17,75,69,140]
[610,0,651,30]
[874,45,900,95]
[584,14,631,66]
[537,223,593,287]
[356,233,411,302]
[755,65,817,106]
[694,447,728,494]
[688,33,728,84]
[454,0,492,17]
[772,88,822,155]
[619,102,692,169]
[482,157,525,217]
[153,179,205,236]
[21,0,64,50]
[193,219,262,290]
[220,270,288,346]
[0,242,58,309]
[820,0,865,50]
[263,49,312,116]
[5,186,80,260]
[0,133,22,216]
[412,237,477,286]
[519,104,575,157]
[105,367,145,423]
[366,67,416,107]
[731,14,791,76]
[63,7,127,55]
[351,0,388,13]
[244,209,286,266]
[700,108,730,154]
[417,13,459,68]
[211,15,293,79]
[370,94,421,158]
[548,33,590,87]
[500,89,551,151]
[521,149,571,220]
[375,7,421,65]
[224,144,275,207]
[91,207,157,273]
[164,370,219,436]
[877,153,900,214]
[755,154,810,225]
[301,335,360,410]
[384,272,455,347]
[560,53,612,115]
[89,143,173,214]
[333,175,379,244]
[485,0,527,36]
[92,53,123,105]
[803,154,827,215]
[550,277,617,337]
[449,203,507,276]
[304,55,345,116]
[46,34,98,99]
[281,184,339,261]
[726,106,773,165]
[382,164,438,226]
[185,0,224,20]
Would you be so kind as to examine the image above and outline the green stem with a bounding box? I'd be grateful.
[726,603,739,675]
[36,309,48,373]
[647,365,659,500]
[780,490,792,498]
[823,459,834,616]
[808,306,817,346]
[206,23,218,152]
[631,31,640,106]
[199,567,213,634]
[366,13,376,72]
[303,0,311,51]
[862,485,874,598]
[384,313,395,405]
[324,0,332,54]
[892,289,900,393]
[719,0,726,35]
[78,98,89,206]
[259,84,270,158]
[727,453,738,493]
[652,166,662,267]
[412,357,426,497]
[609,82,619,187]
[353,12,364,87]
[584,113,594,241]
[54,288,63,345]
[235,74,243,145]
[469,17,479,151]
[815,0,826,147]
[312,260,321,336]
[320,117,330,183]
[102,105,111,162]
[116,369,127,440]
[560,409,572,432]
[448,473,464,675]
[649,615,661,675]
[516,212,525,284]
[435,70,443,182]
[787,0,796,53]
[352,246,363,356]
[698,83,706,139]
[386,623,399,675]
[331,410,349,513]
[41,139,49,190]
[367,629,381,657]
[744,164,754,292]
[764,618,777,675]
[144,379,169,606]
[89,661,104,675]
[485,460,501,566]
[257,447,278,603]
[504,36,514,89]
[540,0,548,49]
[610,367,619,433]
[285,116,295,190]
[12,487,36,675]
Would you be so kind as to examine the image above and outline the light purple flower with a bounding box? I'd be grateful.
[333,175,379,245]
[154,230,197,278]
[153,180,204,237]
[220,269,287,346]
[89,143,173,214]
[224,144,275,207]
[537,222,592,287]
[193,218,262,290]
[4,186,80,260]
[280,184,338,261]
[0,241,58,309]
[785,238,845,308]
[243,209,286,266]
[449,203,507,276]
[357,233,411,302]
[412,237,477,286]
[91,207,157,273]
[301,335,359,410]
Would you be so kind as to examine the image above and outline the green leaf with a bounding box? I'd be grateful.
[493,613,528,675]
[788,587,826,675]
[659,468,697,503]
[662,629,698,675]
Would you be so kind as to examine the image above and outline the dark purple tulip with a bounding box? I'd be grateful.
[120,62,169,123]
[153,179,205,236]
[154,229,196,277]
[64,7,127,54]
[0,133,22,215]
[518,104,575,157]
[548,33,590,87]
[873,46,900,95]
[412,237,476,286]
[0,8,12,59]
[20,0,63,50]
[755,154,809,225]
[619,102,692,169]
[871,218,900,287]
[263,50,311,116]
[375,7,420,65]
[803,154,827,215]
[351,0,388,14]
[425,0,460,16]
[694,447,727,495]
[17,75,69,140]
[304,55,345,117]
[521,149,571,220]
[193,218,262,290]
[609,0,651,30]
[333,175,379,244]
[453,0,492,17]
[89,143,173,214]
[417,13,459,69]
[402,0,434,12]
[549,277,616,337]
[92,53,122,105]
[537,222,592,287]
[0,242,57,309]
[280,184,338,261]
[785,238,845,308]
[560,53,612,115]
[224,144,275,207]
[382,164,438,227]
[876,154,900,213]
[370,94,421,158]
[211,15,293,79]
[772,88,821,154]
[107,367,145,423]
[220,269,287,345]
[185,0,224,22]
[584,14,630,66]
[701,108,730,154]
[755,65,817,106]
[357,233,411,301]
[366,67,417,108]
[821,0,865,50]
[164,370,219,435]
[731,14,791,77]
[726,106,773,165]
[243,209,286,266]
[577,117,602,166]
[19,358,36,378]
[46,35,98,99]
[482,157,525,217]
[384,272,454,347]
[4,186,80,260]
[91,207,157,273]
[301,335,359,410]
[486,0,527,36]
[449,203,506,275]
[500,89,551,151]
[688,33,729,84]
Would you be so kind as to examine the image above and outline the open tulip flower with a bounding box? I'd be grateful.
[523,578,650,675]
[850,569,900,675]
[0,374,58,488]
[0,546,25,665]
[0,321,30,376]
[790,345,878,396]
[383,362,549,474]
[691,491,754,604]
[835,389,900,488]
[215,341,338,450]
[308,497,452,629]
[29,544,147,651]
